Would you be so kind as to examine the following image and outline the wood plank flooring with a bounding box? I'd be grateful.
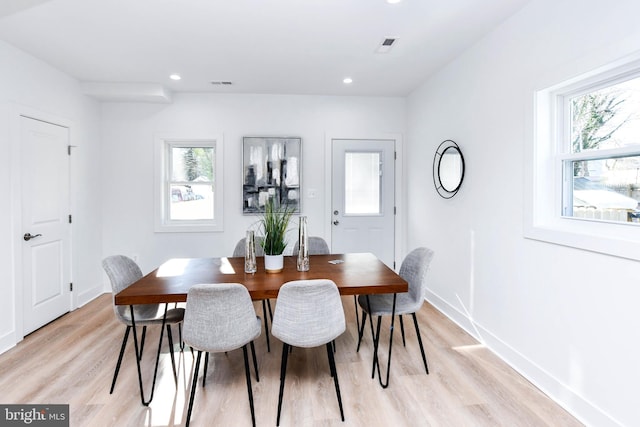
[0,294,583,426]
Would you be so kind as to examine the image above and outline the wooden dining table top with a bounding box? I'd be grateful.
[114,252,408,305]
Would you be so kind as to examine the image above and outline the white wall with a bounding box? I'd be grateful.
[406,0,640,426]
[100,94,405,273]
[0,40,103,353]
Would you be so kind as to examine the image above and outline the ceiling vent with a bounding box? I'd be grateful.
[211,81,233,85]
[376,37,397,53]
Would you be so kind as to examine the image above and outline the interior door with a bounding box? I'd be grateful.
[331,139,395,268]
[21,116,71,335]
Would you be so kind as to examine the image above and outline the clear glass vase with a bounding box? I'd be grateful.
[297,216,309,271]
[244,230,257,273]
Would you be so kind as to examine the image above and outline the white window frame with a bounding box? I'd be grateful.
[525,55,640,261]
[154,135,224,232]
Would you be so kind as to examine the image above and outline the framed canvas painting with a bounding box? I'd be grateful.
[242,136,301,214]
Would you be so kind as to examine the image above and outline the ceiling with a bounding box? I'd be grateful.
[0,0,530,100]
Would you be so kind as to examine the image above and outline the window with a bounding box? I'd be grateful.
[527,55,640,260]
[561,76,640,223]
[344,151,381,215]
[155,136,223,232]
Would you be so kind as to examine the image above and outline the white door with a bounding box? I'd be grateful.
[331,139,395,268]
[21,117,71,335]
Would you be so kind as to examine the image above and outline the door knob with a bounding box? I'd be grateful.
[23,233,42,241]
[333,220,339,225]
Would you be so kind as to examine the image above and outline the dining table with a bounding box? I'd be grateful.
[115,252,408,404]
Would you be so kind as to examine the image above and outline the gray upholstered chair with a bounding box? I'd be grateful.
[292,236,366,334]
[183,283,261,427]
[291,236,330,256]
[271,279,346,425]
[233,237,273,352]
[356,247,434,386]
[102,255,184,405]
[233,237,265,257]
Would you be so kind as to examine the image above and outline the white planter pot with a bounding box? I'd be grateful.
[264,254,284,273]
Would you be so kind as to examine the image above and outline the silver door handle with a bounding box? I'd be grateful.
[24,233,42,241]
[333,220,339,225]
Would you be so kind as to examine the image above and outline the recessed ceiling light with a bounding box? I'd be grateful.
[169,74,181,81]
[386,0,402,4]
[343,77,353,84]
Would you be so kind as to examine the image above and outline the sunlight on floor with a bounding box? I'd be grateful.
[452,344,487,352]
[144,351,193,426]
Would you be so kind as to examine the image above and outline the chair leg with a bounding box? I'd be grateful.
[166,324,178,383]
[368,294,397,389]
[266,299,274,323]
[178,322,185,351]
[202,352,209,387]
[262,299,271,352]
[250,341,259,382]
[110,326,130,394]
[276,343,290,426]
[354,295,360,333]
[138,326,147,361]
[326,343,345,421]
[412,312,429,374]
[356,310,367,352]
[130,305,168,405]
[399,315,406,347]
[185,351,202,427]
[242,345,257,427]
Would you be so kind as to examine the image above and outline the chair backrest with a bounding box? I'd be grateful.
[292,236,330,256]
[399,247,435,306]
[233,237,265,257]
[272,279,345,348]
[102,255,160,324]
[102,255,143,294]
[183,283,261,353]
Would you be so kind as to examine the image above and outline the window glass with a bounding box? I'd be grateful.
[168,146,214,221]
[344,152,381,215]
[570,77,640,153]
[563,76,640,223]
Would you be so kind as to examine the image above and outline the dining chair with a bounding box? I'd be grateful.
[102,255,184,405]
[292,236,364,334]
[356,247,435,387]
[291,235,330,256]
[233,237,273,352]
[182,283,261,427]
[271,279,346,425]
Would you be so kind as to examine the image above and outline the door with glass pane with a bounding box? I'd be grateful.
[331,139,395,268]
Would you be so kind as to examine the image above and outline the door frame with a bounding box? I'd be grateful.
[324,133,405,270]
[9,104,74,344]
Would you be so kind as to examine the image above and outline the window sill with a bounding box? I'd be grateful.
[154,223,223,233]
[524,217,640,261]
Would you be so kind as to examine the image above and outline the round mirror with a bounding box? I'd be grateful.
[433,140,465,198]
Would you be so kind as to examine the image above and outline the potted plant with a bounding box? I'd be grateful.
[260,197,294,273]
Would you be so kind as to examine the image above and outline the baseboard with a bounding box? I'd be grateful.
[424,289,623,427]
[75,284,105,308]
[0,330,17,355]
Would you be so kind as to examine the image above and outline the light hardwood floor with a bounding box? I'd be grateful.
[0,294,583,426]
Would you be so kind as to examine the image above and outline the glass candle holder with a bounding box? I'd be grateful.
[297,216,309,271]
[245,230,257,273]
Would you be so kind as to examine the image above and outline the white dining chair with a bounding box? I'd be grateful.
[102,255,184,405]
[182,283,261,427]
[356,247,435,387]
[271,279,346,425]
